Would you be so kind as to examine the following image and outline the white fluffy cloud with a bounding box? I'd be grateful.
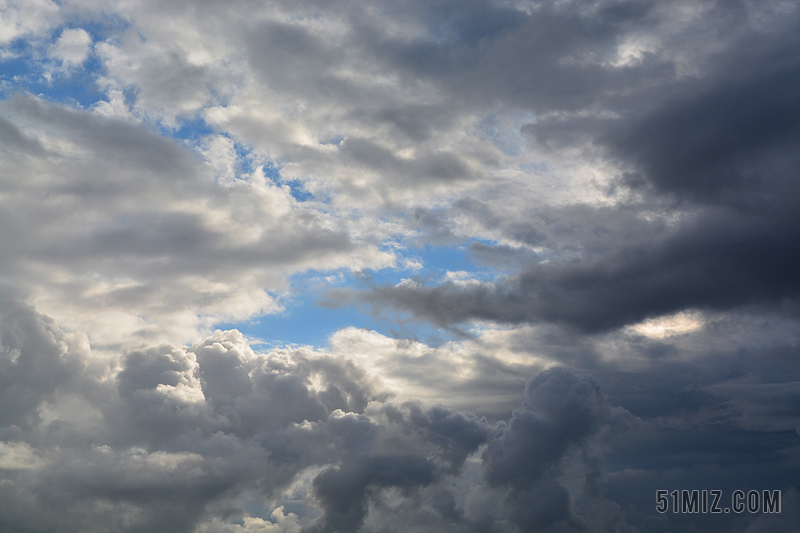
[0,0,60,48]
[48,27,91,68]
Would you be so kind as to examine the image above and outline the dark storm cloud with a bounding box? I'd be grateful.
[602,31,800,202]
[481,367,635,532]
[353,0,666,111]
[339,3,800,332]
[477,317,799,533]
[307,402,493,532]
[346,206,800,331]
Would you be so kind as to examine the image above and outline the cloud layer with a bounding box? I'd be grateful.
[1,0,798,531]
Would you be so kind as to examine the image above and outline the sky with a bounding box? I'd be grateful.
[0,0,798,532]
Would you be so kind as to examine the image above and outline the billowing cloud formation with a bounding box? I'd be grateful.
[2,293,800,533]
[0,295,644,532]
[481,368,635,532]
[0,292,84,429]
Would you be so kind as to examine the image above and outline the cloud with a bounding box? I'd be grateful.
[319,1,799,333]
[0,0,60,48]
[2,1,799,531]
[481,367,636,532]
[0,96,394,347]
[601,31,800,202]
[1,296,798,532]
[0,291,84,429]
[48,27,92,72]
[341,206,800,331]
[0,298,486,532]
[704,380,800,432]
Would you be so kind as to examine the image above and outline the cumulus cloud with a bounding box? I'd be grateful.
[0,296,645,533]
[47,27,92,76]
[0,291,84,429]
[2,294,799,532]
[480,368,636,532]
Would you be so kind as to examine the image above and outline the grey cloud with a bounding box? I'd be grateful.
[403,404,491,473]
[108,345,216,450]
[704,381,800,432]
[0,292,83,429]
[7,94,201,181]
[521,115,617,153]
[340,137,472,185]
[505,481,575,533]
[29,447,243,533]
[0,297,615,533]
[307,356,388,414]
[118,346,199,397]
[0,306,376,532]
[480,367,636,532]
[451,198,677,259]
[334,3,799,332]
[307,402,492,532]
[192,0,682,200]
[325,327,547,423]
[484,318,800,533]
[193,335,390,439]
[0,114,44,159]
[406,207,460,244]
[483,368,618,489]
[601,32,800,202]
[3,1,799,531]
[2,297,796,532]
[467,241,539,270]
[360,105,444,142]
[245,19,343,95]
[345,204,799,332]
[80,0,796,206]
[311,453,437,532]
[0,95,381,345]
[0,301,495,532]
[369,0,689,118]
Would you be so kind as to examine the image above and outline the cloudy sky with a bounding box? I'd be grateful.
[1,0,798,531]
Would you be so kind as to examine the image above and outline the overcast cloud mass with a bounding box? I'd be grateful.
[1,0,798,531]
